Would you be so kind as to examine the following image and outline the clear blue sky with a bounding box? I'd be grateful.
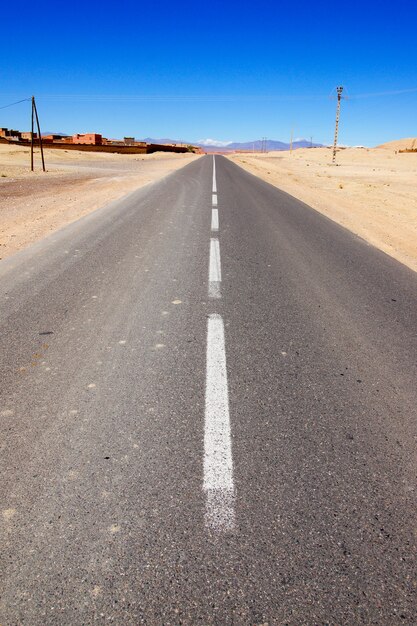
[1,0,416,146]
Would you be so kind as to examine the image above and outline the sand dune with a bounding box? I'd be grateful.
[377,137,417,151]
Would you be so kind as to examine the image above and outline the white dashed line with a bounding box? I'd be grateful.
[204,314,235,532]
[212,193,218,206]
[211,208,219,232]
[208,238,221,299]
[212,155,217,193]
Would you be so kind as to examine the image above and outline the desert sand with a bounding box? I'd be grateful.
[2,143,416,271]
[0,145,199,260]
[229,145,417,273]
[377,137,417,151]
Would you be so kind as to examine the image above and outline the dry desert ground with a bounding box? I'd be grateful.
[0,145,198,259]
[229,142,417,273]
[1,142,416,274]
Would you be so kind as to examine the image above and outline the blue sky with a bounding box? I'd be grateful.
[1,0,416,146]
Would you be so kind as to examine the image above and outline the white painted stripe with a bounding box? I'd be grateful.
[211,208,219,232]
[212,155,217,193]
[209,239,221,282]
[208,281,221,299]
[212,193,218,206]
[204,314,235,531]
[208,238,221,298]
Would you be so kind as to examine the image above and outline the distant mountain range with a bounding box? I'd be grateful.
[42,131,69,137]
[141,137,323,151]
[39,134,324,152]
[141,137,183,145]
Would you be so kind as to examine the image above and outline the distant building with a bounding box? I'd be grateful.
[104,138,124,146]
[72,133,102,145]
[43,134,69,142]
[124,137,135,146]
[20,131,38,141]
[0,128,21,140]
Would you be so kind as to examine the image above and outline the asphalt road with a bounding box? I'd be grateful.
[1,155,416,625]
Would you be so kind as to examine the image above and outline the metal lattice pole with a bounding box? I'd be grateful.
[332,86,343,163]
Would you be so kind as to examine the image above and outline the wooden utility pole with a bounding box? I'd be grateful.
[332,86,343,164]
[33,96,45,171]
[30,98,34,171]
[30,96,46,172]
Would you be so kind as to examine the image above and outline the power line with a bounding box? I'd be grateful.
[15,94,328,103]
[350,87,417,99]
[6,87,416,102]
[1,87,417,107]
[0,97,31,110]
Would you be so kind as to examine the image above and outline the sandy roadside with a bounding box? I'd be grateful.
[229,147,417,273]
[0,145,199,260]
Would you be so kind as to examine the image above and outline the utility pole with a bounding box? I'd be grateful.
[31,96,46,172]
[332,86,343,164]
[31,98,34,171]
[310,136,313,148]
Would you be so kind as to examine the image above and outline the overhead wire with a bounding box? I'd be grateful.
[0,97,31,110]
[35,88,417,101]
[1,87,416,108]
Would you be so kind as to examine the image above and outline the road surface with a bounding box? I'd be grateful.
[1,155,416,624]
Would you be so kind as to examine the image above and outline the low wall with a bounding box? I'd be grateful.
[4,139,190,155]
[34,141,148,154]
[147,143,189,154]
